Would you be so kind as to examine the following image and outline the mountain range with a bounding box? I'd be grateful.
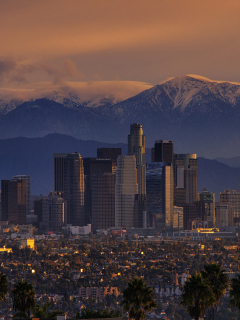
[1,75,240,158]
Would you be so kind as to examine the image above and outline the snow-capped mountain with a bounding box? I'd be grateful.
[0,75,240,158]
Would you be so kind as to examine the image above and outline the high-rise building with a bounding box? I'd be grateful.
[128,123,146,227]
[38,191,67,232]
[220,189,240,225]
[198,188,215,227]
[91,172,116,232]
[115,155,138,228]
[152,140,173,164]
[162,164,174,230]
[12,175,31,215]
[215,203,233,228]
[146,163,163,228]
[64,153,85,226]
[83,158,113,224]
[128,123,146,195]
[173,154,198,205]
[97,148,122,173]
[173,206,184,231]
[54,153,68,192]
[183,203,199,230]
[1,179,27,224]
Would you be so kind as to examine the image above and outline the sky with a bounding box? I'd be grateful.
[1,0,240,89]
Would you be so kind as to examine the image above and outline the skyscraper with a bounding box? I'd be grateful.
[128,123,146,195]
[38,191,67,232]
[198,188,215,227]
[173,154,198,205]
[146,163,162,228]
[54,153,68,192]
[97,148,122,173]
[152,140,173,164]
[64,153,85,226]
[12,175,31,215]
[162,164,174,230]
[83,158,113,224]
[91,172,116,232]
[1,179,27,224]
[220,189,240,225]
[115,155,138,228]
[128,123,146,227]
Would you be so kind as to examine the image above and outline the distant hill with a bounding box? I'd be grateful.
[215,156,240,168]
[0,134,239,200]
[0,134,127,195]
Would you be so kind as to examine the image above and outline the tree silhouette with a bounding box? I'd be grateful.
[32,301,64,319]
[0,272,8,302]
[202,263,229,320]
[181,273,215,320]
[229,274,240,310]
[120,277,157,320]
[12,281,36,317]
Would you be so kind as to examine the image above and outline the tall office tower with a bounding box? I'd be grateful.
[173,206,184,231]
[91,172,116,233]
[152,140,173,163]
[1,179,27,224]
[162,164,174,230]
[215,203,233,228]
[54,153,68,192]
[64,153,85,226]
[220,189,240,225]
[183,203,199,230]
[12,175,31,216]
[83,158,113,224]
[115,155,138,228]
[97,148,122,173]
[198,188,215,227]
[128,123,146,227]
[128,123,146,195]
[173,154,198,205]
[146,163,163,229]
[37,191,66,232]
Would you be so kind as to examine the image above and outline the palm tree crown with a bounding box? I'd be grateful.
[181,273,215,320]
[120,277,157,320]
[202,262,229,303]
[12,281,36,316]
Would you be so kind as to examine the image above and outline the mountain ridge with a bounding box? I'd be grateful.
[0,75,240,158]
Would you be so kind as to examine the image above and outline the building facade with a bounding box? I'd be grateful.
[1,179,27,224]
[173,154,198,205]
[115,155,138,228]
[54,153,68,192]
[152,140,173,164]
[128,123,146,227]
[91,172,116,232]
[64,153,85,226]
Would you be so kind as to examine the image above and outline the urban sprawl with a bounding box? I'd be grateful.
[0,123,240,320]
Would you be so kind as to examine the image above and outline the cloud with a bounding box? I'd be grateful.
[0,81,153,105]
[0,57,84,86]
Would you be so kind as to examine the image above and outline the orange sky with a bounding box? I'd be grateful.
[1,0,240,87]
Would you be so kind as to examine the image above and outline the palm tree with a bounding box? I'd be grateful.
[181,273,215,320]
[0,272,8,302]
[120,277,157,320]
[229,274,240,311]
[202,262,229,320]
[12,281,36,317]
